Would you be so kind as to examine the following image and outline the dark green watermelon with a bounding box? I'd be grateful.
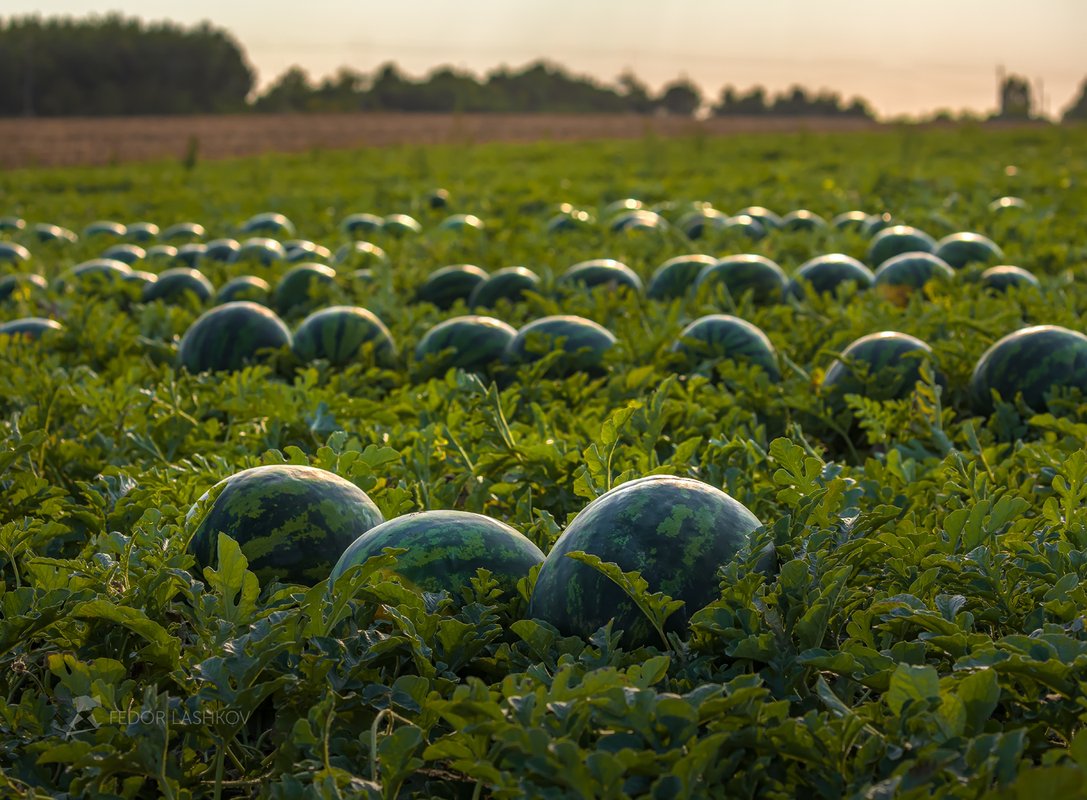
[781,209,828,232]
[179,301,292,373]
[873,252,955,306]
[293,305,396,366]
[970,325,1087,414]
[0,216,25,233]
[0,273,48,304]
[176,243,207,267]
[980,265,1040,292]
[989,196,1028,213]
[427,188,450,209]
[671,315,780,378]
[126,222,159,242]
[274,263,339,317]
[469,266,542,309]
[330,510,544,595]
[792,254,875,297]
[717,214,767,241]
[437,214,485,233]
[33,224,78,244]
[647,254,716,300]
[284,240,332,264]
[160,222,206,242]
[141,268,214,306]
[822,331,939,403]
[189,464,384,585]
[735,206,782,230]
[935,232,1003,269]
[860,213,894,238]
[241,212,295,237]
[145,245,178,262]
[415,265,489,309]
[233,238,286,266]
[333,241,388,269]
[0,242,31,264]
[203,239,242,263]
[341,213,385,238]
[677,209,726,239]
[608,210,666,233]
[529,475,762,646]
[867,225,937,266]
[832,211,870,231]
[414,315,516,376]
[217,276,272,306]
[83,220,127,239]
[383,214,422,237]
[56,259,133,294]
[506,315,616,375]
[694,254,787,305]
[559,259,643,294]
[546,210,594,234]
[0,317,63,342]
[603,198,644,216]
[101,244,145,265]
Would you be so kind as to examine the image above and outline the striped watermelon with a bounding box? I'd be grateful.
[608,210,666,233]
[383,214,422,237]
[83,220,127,240]
[506,315,616,375]
[0,317,63,342]
[341,213,385,238]
[831,211,870,231]
[559,259,643,294]
[145,245,178,262]
[274,263,339,317]
[284,240,332,264]
[989,196,1028,213]
[125,222,159,242]
[0,273,48,304]
[671,315,780,379]
[867,225,937,266]
[216,276,272,306]
[781,209,828,232]
[873,252,955,306]
[233,238,286,266]
[792,254,875,297]
[695,254,787,305]
[822,331,940,404]
[203,239,242,263]
[333,241,388,269]
[141,268,214,306]
[415,265,489,309]
[292,305,396,367]
[414,315,516,376]
[437,214,485,233]
[970,325,1087,414]
[935,232,1003,270]
[161,222,206,242]
[56,259,133,295]
[546,210,594,234]
[179,301,292,373]
[469,266,542,309]
[0,216,25,233]
[189,465,384,585]
[330,510,544,595]
[427,188,450,209]
[176,243,207,267]
[33,224,78,244]
[0,242,31,265]
[529,475,762,646]
[716,215,767,241]
[980,265,1040,293]
[647,254,716,300]
[735,206,782,230]
[677,209,726,239]
[241,212,295,237]
[101,244,146,265]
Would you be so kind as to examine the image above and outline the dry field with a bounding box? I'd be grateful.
[0,113,880,170]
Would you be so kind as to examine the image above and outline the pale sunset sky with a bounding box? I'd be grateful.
[8,0,1087,118]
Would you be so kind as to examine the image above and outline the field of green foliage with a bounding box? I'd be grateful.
[2,125,1087,799]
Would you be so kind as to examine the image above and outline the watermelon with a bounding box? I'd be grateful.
[0,216,25,233]
[506,315,616,375]
[160,222,206,242]
[383,214,422,236]
[146,245,178,262]
[101,244,145,265]
[126,222,159,242]
[56,259,133,294]
[694,254,787,305]
[980,265,1040,292]
[934,232,1004,269]
[415,265,489,309]
[233,238,286,266]
[274,263,339,317]
[216,276,272,306]
[969,325,1087,414]
[123,271,157,292]
[427,188,450,209]
[83,220,127,239]
[559,259,643,294]
[832,211,870,231]
[677,209,726,239]
[529,475,762,646]
[781,209,828,232]
[873,252,955,306]
[178,301,292,373]
[340,213,385,238]
[0,317,63,342]
[735,206,782,230]
[867,225,937,266]
[141,268,214,306]
[647,254,716,300]
[469,266,542,309]
[293,305,396,366]
[284,240,332,264]
[603,198,644,216]
[176,243,207,267]
[241,212,295,237]
[437,213,485,233]
[189,464,384,585]
[792,254,875,297]
[330,510,544,595]
[33,224,78,244]
[671,315,780,379]
[414,315,516,376]
[333,241,388,269]
[989,196,1028,213]
[822,331,939,403]
[860,213,894,238]
[0,242,31,264]
[716,214,767,241]
[0,273,48,304]
[203,239,242,263]
[608,210,666,232]
[546,210,594,233]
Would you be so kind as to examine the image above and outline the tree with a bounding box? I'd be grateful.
[1062,78,1087,122]
[658,78,701,116]
[254,66,313,112]
[617,70,654,113]
[997,74,1032,119]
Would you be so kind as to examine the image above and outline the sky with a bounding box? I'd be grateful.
[8,0,1087,118]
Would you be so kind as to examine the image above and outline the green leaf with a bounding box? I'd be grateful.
[202,533,259,626]
[887,663,940,716]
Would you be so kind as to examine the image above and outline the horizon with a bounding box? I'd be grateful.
[5,1,1087,119]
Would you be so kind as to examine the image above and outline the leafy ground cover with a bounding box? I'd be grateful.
[1,126,1087,798]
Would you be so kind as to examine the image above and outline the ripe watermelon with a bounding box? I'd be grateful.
[126,222,159,242]
[0,242,31,264]
[56,259,133,295]
[293,305,396,367]
[781,209,828,232]
[274,263,339,317]
[559,259,643,294]
[860,213,894,238]
[671,315,780,378]
[529,475,762,646]
[0,216,25,233]
[179,301,292,373]
[969,325,1087,414]
[241,212,295,237]
[33,224,78,244]
[233,238,286,266]
[980,265,1040,292]
[989,196,1028,213]
[83,220,127,239]
[101,244,146,265]
[867,225,937,266]
[427,188,450,209]
[609,210,666,233]
[414,315,516,376]
[469,266,542,309]
[161,222,206,242]
[677,209,726,239]
[437,214,485,233]
[333,241,388,269]
[383,214,422,237]
[415,265,489,309]
[189,464,384,585]
[694,254,787,305]
[546,210,594,234]
[0,317,63,342]
[0,273,48,304]
[141,268,214,306]
[603,198,644,216]
[934,232,1003,269]
[176,243,207,267]
[873,252,955,306]
[330,510,544,595]
[716,214,767,241]
[792,254,875,297]
[506,315,616,375]
[284,240,332,264]
[203,239,242,263]
[647,254,716,300]
[831,211,870,231]
[145,245,178,262]
[735,206,782,230]
[216,276,272,306]
[822,331,939,403]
